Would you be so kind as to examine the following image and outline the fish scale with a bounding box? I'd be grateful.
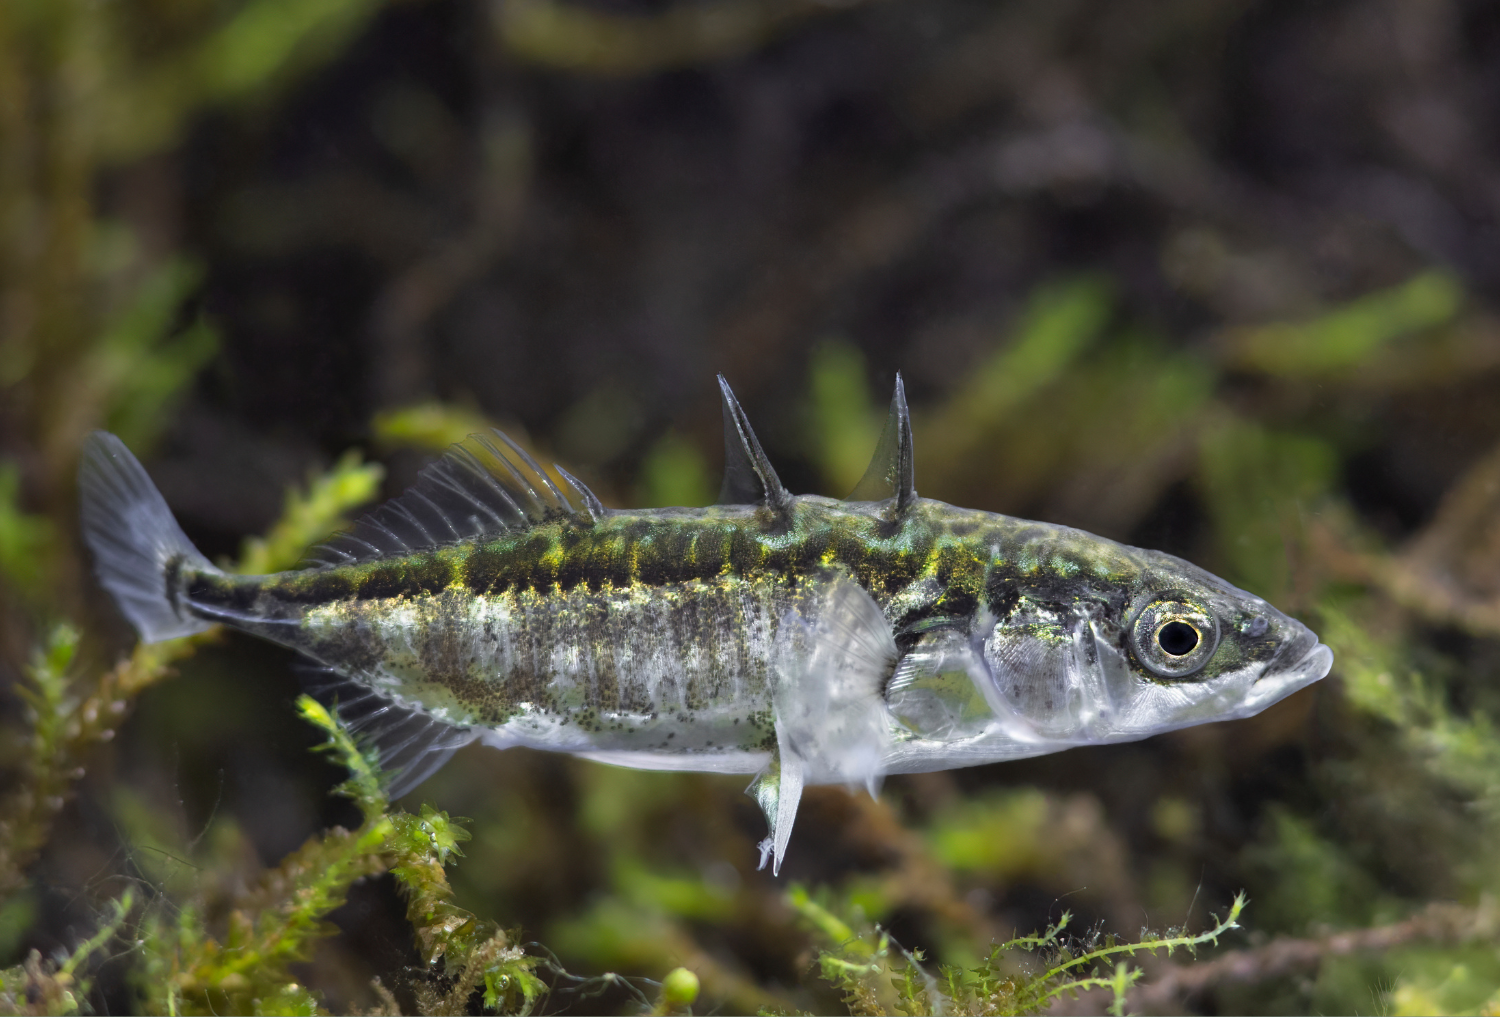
[77,374,1333,874]
[179,500,1006,744]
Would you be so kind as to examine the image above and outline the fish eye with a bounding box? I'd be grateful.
[1131,597,1219,679]
[1157,621,1199,656]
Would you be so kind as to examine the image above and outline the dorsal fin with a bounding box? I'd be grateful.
[306,429,602,567]
[716,375,792,513]
[555,464,604,522]
[847,373,916,514]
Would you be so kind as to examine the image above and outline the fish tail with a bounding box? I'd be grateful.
[78,431,219,642]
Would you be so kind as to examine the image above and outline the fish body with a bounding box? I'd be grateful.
[79,377,1332,872]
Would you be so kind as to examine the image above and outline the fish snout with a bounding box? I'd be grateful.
[1263,618,1334,688]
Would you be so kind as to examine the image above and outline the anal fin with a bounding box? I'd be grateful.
[297,664,478,798]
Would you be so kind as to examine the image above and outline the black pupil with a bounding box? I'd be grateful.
[1158,621,1200,656]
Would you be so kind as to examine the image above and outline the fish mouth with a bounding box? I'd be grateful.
[1271,622,1334,679]
[1274,641,1334,685]
[1241,626,1334,713]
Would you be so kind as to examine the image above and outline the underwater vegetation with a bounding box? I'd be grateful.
[7,0,1500,1014]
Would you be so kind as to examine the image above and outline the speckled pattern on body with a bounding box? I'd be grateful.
[176,496,1272,766]
[77,378,1333,871]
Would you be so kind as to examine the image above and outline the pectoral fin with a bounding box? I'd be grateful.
[886,627,1000,740]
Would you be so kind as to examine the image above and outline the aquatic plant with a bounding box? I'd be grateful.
[786,884,1244,1017]
[0,682,550,1016]
[10,2,1500,1014]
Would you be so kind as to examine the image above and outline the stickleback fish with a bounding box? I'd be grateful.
[79,377,1332,872]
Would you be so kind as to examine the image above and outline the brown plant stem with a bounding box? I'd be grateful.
[1126,900,1493,1014]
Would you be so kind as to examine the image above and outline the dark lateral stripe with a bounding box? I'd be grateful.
[265,555,457,604]
[184,571,261,612]
[255,510,1003,604]
[473,524,946,599]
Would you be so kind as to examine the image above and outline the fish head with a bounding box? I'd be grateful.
[1087,549,1333,737]
[973,547,1332,748]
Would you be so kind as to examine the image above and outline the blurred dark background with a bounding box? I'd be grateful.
[156,0,1500,533]
[7,1,1500,1014]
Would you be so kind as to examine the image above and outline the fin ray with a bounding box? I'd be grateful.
[556,466,604,521]
[298,665,477,798]
[78,431,219,642]
[307,429,600,567]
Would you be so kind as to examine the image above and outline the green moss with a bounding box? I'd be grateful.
[786,883,1246,1017]
[235,451,385,575]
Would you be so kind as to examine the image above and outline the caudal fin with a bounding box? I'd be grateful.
[78,431,218,642]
